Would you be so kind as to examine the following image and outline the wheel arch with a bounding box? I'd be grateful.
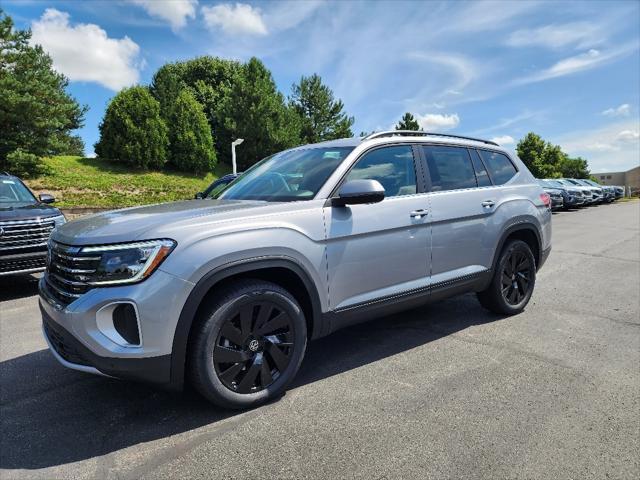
[169,256,323,389]
[491,222,542,272]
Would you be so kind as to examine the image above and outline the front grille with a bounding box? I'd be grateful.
[44,241,101,306]
[0,253,46,274]
[0,218,56,251]
[43,320,90,366]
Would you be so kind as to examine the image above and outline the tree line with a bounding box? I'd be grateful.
[0,8,591,181]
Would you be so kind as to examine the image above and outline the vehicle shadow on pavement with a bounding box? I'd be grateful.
[0,293,503,470]
[0,274,41,302]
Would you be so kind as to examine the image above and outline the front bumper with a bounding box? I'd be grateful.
[39,268,193,386]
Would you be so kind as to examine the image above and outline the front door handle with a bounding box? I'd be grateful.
[481,200,495,208]
[410,209,427,218]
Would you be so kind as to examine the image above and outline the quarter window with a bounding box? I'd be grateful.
[470,150,492,187]
[345,145,417,197]
[478,150,517,185]
[423,146,477,191]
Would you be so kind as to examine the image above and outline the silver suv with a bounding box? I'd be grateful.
[39,131,552,409]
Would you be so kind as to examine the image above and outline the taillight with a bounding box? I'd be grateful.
[540,192,551,208]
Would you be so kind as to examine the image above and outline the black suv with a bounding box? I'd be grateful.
[0,172,65,276]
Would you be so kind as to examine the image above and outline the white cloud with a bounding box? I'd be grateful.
[30,9,141,91]
[507,22,604,49]
[127,0,197,31]
[202,3,267,36]
[514,43,639,85]
[617,130,639,142]
[602,104,631,117]
[491,135,515,145]
[415,113,460,131]
[556,120,640,172]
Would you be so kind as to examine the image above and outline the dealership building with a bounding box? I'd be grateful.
[596,165,640,195]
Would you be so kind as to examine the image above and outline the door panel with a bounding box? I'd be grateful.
[324,145,431,311]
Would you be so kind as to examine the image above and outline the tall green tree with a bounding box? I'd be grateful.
[516,132,566,178]
[559,155,590,178]
[95,86,168,169]
[217,58,300,170]
[395,112,421,131]
[289,74,354,144]
[167,89,216,173]
[150,57,241,154]
[0,9,85,168]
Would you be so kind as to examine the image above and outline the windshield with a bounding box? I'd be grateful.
[544,179,564,188]
[0,178,36,204]
[213,147,354,202]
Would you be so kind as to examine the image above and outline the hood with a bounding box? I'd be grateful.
[544,188,563,195]
[0,202,62,222]
[52,199,275,245]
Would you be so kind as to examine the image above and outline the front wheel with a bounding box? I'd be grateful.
[477,239,536,315]
[188,280,307,409]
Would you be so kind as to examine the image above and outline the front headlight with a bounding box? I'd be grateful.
[50,214,66,227]
[82,239,176,286]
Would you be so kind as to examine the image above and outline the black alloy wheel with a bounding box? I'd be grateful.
[214,301,294,394]
[500,250,532,306]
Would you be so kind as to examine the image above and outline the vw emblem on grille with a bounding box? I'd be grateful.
[0,226,4,237]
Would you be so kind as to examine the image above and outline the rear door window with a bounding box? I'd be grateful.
[422,146,477,191]
[478,150,517,185]
[470,150,492,187]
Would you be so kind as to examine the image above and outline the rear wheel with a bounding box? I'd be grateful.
[188,280,307,409]
[477,239,536,315]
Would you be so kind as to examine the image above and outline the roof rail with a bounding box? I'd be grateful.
[1,171,12,176]
[363,130,499,146]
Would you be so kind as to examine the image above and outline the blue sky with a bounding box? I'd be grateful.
[4,0,639,172]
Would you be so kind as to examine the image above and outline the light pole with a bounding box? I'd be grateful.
[231,138,244,174]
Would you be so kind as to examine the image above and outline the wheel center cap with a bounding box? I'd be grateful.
[248,339,261,352]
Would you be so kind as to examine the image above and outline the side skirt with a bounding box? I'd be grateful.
[322,270,492,335]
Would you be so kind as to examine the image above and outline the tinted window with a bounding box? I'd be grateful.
[423,146,477,191]
[478,150,517,185]
[470,150,492,187]
[345,145,417,197]
[0,178,36,203]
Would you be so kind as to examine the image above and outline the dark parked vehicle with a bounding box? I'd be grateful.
[536,181,563,210]
[580,179,615,202]
[195,173,240,199]
[0,172,66,276]
[540,179,585,208]
[614,186,625,199]
[563,178,604,204]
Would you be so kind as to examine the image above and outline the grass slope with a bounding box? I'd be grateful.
[25,156,229,208]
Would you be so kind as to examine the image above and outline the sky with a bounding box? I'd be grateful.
[3,0,639,173]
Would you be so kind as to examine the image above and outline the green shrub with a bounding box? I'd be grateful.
[5,149,47,178]
[167,89,216,174]
[94,86,168,169]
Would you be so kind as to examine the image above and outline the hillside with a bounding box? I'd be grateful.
[24,156,229,208]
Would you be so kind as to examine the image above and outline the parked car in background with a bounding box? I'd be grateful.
[0,172,66,276]
[539,179,585,209]
[563,178,604,204]
[614,186,625,199]
[555,179,594,204]
[39,131,552,409]
[580,179,616,202]
[536,180,563,210]
[195,173,240,200]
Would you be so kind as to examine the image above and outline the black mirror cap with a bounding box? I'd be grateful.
[195,192,204,199]
[39,193,55,204]
[333,179,385,207]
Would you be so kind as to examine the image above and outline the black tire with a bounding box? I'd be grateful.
[188,279,307,409]
[477,239,536,315]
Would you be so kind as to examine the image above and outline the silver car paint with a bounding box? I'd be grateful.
[43,136,551,367]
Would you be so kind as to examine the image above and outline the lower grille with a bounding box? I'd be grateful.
[0,254,46,274]
[43,320,90,366]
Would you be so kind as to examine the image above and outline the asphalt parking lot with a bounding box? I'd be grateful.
[1,200,639,480]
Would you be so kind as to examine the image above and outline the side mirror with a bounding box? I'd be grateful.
[195,192,204,199]
[39,193,55,204]
[333,179,385,207]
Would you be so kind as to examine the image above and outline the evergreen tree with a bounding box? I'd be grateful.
[289,74,354,144]
[217,58,301,170]
[95,86,168,169]
[395,112,421,131]
[0,9,85,169]
[167,89,216,173]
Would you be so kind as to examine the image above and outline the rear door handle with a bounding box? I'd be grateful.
[481,200,495,208]
[410,209,427,218]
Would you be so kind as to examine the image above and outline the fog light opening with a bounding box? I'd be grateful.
[113,303,141,346]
